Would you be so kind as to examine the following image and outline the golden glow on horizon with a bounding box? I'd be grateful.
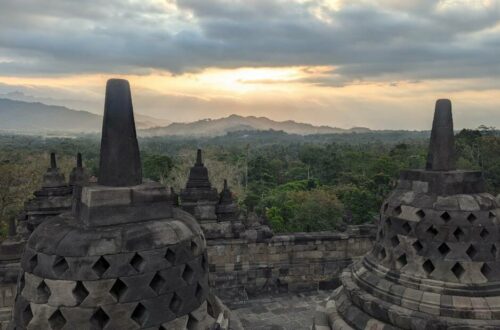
[0,65,335,103]
[1,66,500,130]
[1,68,498,100]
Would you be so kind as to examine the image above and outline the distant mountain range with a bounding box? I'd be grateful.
[0,97,370,136]
[0,98,170,133]
[142,114,370,137]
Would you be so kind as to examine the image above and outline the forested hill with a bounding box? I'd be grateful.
[0,98,102,133]
[0,98,169,133]
[0,127,498,236]
[141,114,371,137]
[0,98,369,136]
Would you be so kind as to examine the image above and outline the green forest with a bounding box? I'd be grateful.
[1,127,499,237]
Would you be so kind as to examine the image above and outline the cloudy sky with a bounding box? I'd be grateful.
[0,0,499,129]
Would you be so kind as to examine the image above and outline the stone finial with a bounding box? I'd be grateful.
[180,148,218,214]
[184,149,213,190]
[76,152,82,168]
[98,79,142,187]
[70,152,89,187]
[216,179,239,224]
[41,153,67,189]
[219,179,233,204]
[50,152,57,169]
[196,149,203,166]
[426,99,456,171]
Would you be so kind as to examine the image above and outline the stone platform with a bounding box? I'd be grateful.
[232,290,330,330]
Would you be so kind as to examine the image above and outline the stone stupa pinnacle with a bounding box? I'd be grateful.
[76,152,82,168]
[10,78,239,329]
[50,152,57,169]
[41,152,67,189]
[98,78,142,186]
[426,99,456,171]
[196,148,203,166]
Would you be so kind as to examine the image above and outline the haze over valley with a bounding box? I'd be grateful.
[0,97,371,136]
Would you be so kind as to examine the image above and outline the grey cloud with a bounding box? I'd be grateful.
[0,0,499,84]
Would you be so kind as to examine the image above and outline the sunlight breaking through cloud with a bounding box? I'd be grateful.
[0,0,498,129]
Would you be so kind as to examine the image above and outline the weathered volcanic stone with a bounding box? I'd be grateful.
[316,100,500,329]
[181,149,218,202]
[215,180,239,222]
[10,78,241,330]
[41,153,68,189]
[426,99,456,171]
[0,153,80,329]
[190,149,211,189]
[20,154,73,235]
[180,149,219,219]
[98,79,142,187]
[69,153,89,216]
[0,152,81,264]
[69,153,89,188]
[180,151,270,240]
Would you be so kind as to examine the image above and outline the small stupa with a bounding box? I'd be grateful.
[180,149,219,218]
[69,153,89,188]
[215,180,239,222]
[19,153,73,236]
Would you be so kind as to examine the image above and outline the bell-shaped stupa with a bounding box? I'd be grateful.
[315,100,500,329]
[10,79,240,330]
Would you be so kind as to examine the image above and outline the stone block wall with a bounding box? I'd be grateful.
[206,225,375,304]
[0,262,18,330]
[0,226,374,328]
[0,284,15,330]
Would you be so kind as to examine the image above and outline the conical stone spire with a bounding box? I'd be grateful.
[76,152,82,168]
[69,152,89,187]
[185,149,213,189]
[216,179,239,223]
[41,152,67,189]
[180,149,219,220]
[196,148,203,166]
[219,179,233,204]
[50,152,57,169]
[426,99,456,171]
[98,79,142,186]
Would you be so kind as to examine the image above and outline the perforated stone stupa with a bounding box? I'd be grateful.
[315,99,500,329]
[10,79,240,330]
[0,153,88,328]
